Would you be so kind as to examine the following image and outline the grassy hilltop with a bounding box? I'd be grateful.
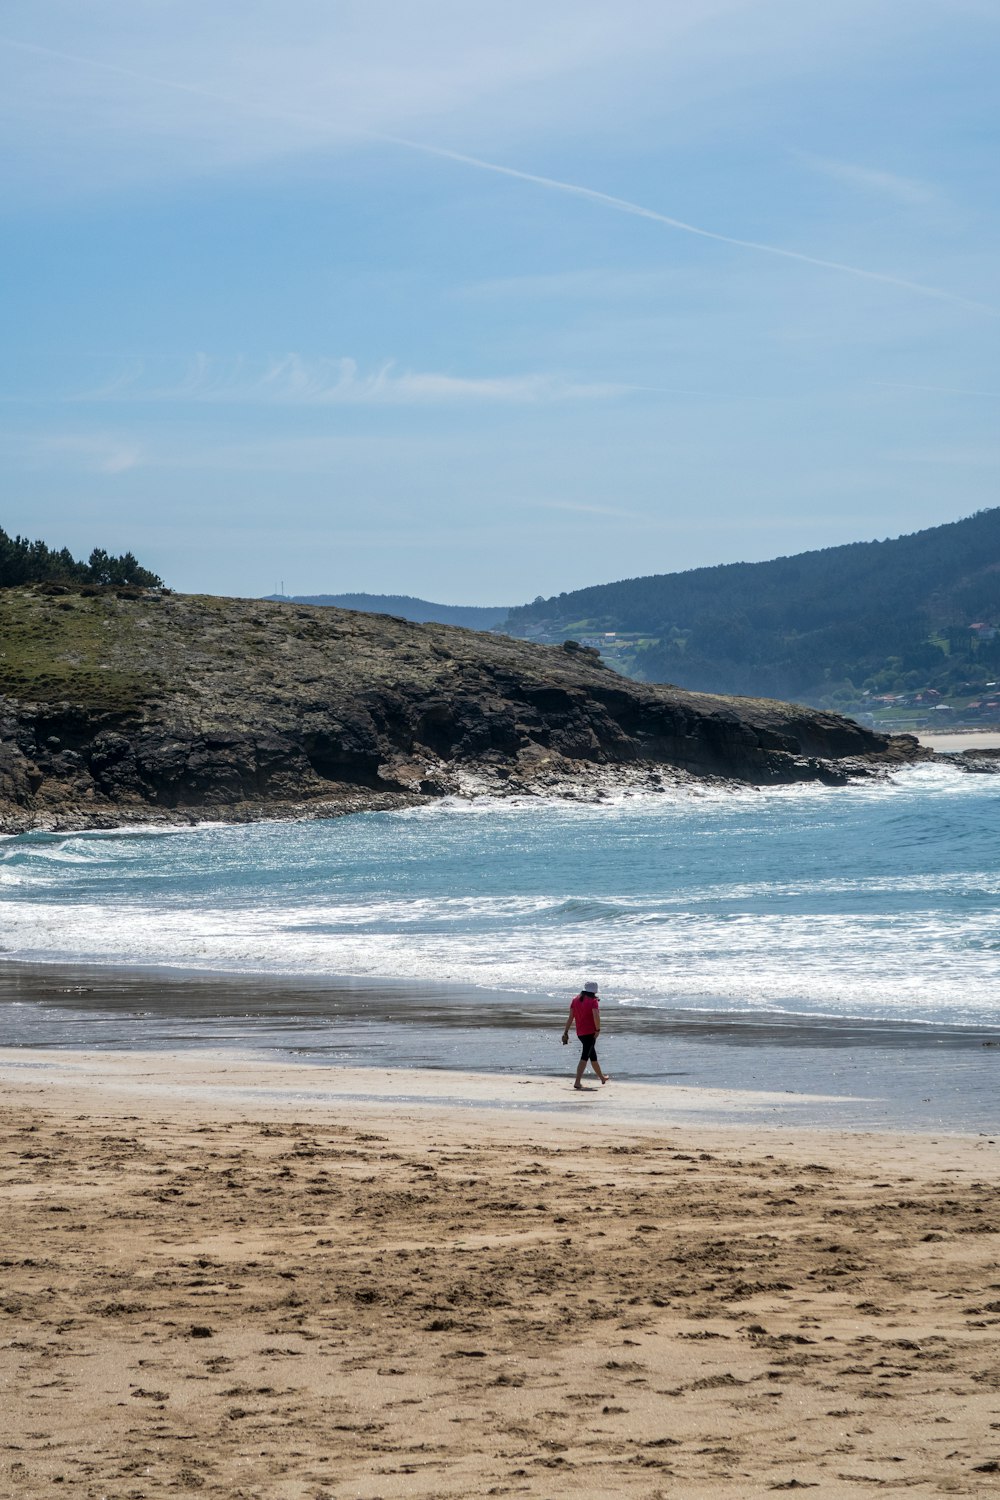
[0,586,923,832]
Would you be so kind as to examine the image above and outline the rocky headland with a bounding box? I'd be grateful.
[0,586,934,833]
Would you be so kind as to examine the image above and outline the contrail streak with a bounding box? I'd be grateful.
[376,135,994,315]
[3,32,994,316]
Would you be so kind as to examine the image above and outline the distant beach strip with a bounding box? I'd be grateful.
[917,729,1000,753]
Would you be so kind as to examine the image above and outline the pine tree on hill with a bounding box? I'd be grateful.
[0,528,163,590]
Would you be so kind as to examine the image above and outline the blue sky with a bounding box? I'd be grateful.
[2,1,998,603]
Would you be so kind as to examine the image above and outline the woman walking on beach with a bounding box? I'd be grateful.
[562,981,609,1090]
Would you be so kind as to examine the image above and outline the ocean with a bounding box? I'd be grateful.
[3,760,1000,1128]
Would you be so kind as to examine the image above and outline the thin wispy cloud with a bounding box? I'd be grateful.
[875,381,999,399]
[1,431,143,473]
[0,2,855,178]
[0,33,991,316]
[799,152,942,208]
[539,499,653,521]
[886,444,1000,466]
[74,355,631,406]
[4,7,999,599]
[457,267,691,301]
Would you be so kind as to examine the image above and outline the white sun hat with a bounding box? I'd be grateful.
[582,980,599,994]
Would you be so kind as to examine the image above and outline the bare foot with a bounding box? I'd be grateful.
[573,1083,584,1091]
[601,1074,610,1085]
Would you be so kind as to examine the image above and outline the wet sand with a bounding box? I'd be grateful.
[4,960,1000,1133]
[3,1051,1000,1498]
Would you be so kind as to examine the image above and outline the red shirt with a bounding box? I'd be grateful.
[570,992,599,1037]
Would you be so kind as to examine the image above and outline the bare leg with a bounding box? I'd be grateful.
[590,1053,609,1084]
[574,1054,588,1089]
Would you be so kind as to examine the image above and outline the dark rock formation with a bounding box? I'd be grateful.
[0,587,931,832]
[953,745,1000,773]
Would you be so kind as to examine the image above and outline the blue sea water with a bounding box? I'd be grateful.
[2,760,999,1028]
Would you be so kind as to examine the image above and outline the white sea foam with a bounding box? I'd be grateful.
[2,760,997,1025]
[2,888,998,1024]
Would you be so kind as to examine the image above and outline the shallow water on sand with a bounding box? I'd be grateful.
[3,963,999,1132]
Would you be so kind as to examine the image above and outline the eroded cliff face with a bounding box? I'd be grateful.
[0,587,928,831]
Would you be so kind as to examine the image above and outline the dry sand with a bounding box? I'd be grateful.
[3,1050,1000,1499]
[917,731,1000,752]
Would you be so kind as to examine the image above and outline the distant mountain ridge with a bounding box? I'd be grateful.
[504,509,1000,707]
[265,593,510,631]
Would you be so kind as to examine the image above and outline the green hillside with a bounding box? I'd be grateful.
[504,509,1000,714]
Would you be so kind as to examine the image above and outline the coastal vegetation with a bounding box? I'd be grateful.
[0,588,163,712]
[0,525,163,591]
[503,508,1000,716]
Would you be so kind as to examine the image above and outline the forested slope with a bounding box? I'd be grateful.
[504,509,1000,703]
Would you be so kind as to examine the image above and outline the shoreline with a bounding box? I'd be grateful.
[0,759,713,837]
[0,1046,886,1131]
[4,948,1000,1131]
[3,746,997,838]
[0,1047,873,1133]
[3,1042,995,1152]
[4,1059,1000,1498]
[5,953,1000,1037]
[0,749,947,838]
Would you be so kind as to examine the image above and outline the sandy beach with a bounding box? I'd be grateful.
[3,1051,1000,1498]
[916,730,1000,753]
